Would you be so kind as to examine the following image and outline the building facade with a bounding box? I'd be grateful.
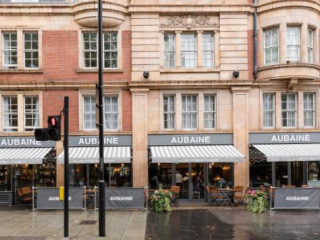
[0,0,320,203]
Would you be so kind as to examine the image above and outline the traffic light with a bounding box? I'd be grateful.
[34,115,61,141]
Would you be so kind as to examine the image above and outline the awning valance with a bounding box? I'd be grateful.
[57,147,131,164]
[252,144,320,162]
[150,145,245,163]
[0,148,53,165]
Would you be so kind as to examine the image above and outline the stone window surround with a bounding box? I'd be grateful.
[0,91,43,132]
[260,90,318,130]
[160,91,217,131]
[0,28,42,71]
[78,29,123,71]
[160,30,219,71]
[261,23,318,66]
[78,89,122,132]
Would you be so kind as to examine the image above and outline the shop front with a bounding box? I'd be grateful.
[148,134,245,201]
[0,137,55,206]
[249,132,320,187]
[57,135,132,188]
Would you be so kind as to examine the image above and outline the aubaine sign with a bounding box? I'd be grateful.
[249,132,320,144]
[69,135,132,147]
[148,134,233,146]
[0,137,55,148]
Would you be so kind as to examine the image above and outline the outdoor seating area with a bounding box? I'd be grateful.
[206,185,246,207]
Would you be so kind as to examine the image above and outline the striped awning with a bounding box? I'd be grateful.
[57,147,131,164]
[150,145,245,163]
[252,144,320,162]
[0,148,52,165]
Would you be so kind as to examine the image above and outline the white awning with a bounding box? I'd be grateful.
[150,145,245,163]
[57,147,131,164]
[0,148,52,165]
[252,144,320,162]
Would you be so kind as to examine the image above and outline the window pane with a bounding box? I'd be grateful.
[286,27,300,61]
[182,95,197,129]
[181,34,197,68]
[83,96,96,130]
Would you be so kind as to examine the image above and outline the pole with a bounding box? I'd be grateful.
[98,0,105,236]
[64,96,69,238]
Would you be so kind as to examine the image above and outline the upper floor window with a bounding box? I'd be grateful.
[163,95,175,129]
[83,96,96,131]
[24,32,39,69]
[104,96,118,130]
[164,33,175,68]
[82,32,118,69]
[24,96,39,131]
[2,32,17,69]
[3,96,18,132]
[304,93,315,128]
[181,33,197,68]
[204,95,216,129]
[182,95,197,129]
[264,28,279,65]
[281,93,296,127]
[263,93,275,128]
[286,26,300,62]
[308,28,314,64]
[202,33,214,68]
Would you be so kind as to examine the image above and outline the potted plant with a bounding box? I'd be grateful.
[150,189,172,213]
[246,189,269,214]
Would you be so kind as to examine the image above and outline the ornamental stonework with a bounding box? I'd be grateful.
[160,15,219,29]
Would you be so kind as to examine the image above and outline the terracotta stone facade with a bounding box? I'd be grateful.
[0,0,320,191]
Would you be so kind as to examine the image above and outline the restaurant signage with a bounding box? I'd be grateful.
[0,137,55,148]
[104,188,145,209]
[37,188,83,210]
[148,134,233,146]
[274,188,320,209]
[249,132,320,144]
[69,135,132,147]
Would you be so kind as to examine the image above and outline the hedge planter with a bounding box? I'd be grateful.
[246,190,269,214]
[150,189,172,213]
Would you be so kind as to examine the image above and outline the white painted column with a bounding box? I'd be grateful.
[197,31,203,68]
[176,31,181,68]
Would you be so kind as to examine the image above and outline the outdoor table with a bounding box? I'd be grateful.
[218,189,235,206]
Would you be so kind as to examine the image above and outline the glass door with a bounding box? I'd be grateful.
[175,163,190,199]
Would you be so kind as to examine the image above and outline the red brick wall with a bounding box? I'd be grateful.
[122,90,132,131]
[42,90,79,133]
[248,30,254,80]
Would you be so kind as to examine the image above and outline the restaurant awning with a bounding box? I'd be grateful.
[252,144,320,162]
[0,148,53,165]
[150,145,245,163]
[57,147,131,164]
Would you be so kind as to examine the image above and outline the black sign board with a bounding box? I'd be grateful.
[104,188,145,209]
[37,188,84,210]
[274,188,320,209]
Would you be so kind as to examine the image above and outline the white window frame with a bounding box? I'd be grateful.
[308,28,314,64]
[83,95,96,131]
[104,95,119,130]
[24,95,39,131]
[182,95,198,129]
[2,32,18,69]
[264,28,279,66]
[303,92,315,128]
[181,33,197,68]
[164,33,176,68]
[83,32,97,68]
[281,93,297,128]
[163,95,175,129]
[82,31,118,69]
[23,32,39,69]
[3,96,18,132]
[286,26,300,62]
[204,95,216,129]
[262,93,275,129]
[202,33,214,68]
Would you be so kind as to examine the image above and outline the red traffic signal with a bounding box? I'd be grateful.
[34,115,61,141]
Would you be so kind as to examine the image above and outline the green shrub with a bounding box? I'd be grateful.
[150,189,172,213]
[246,189,269,214]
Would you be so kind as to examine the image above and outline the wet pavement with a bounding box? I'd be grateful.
[145,208,320,240]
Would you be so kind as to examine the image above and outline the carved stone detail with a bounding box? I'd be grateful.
[162,15,219,29]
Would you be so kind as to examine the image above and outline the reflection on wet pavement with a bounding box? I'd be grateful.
[145,209,264,240]
[145,208,320,240]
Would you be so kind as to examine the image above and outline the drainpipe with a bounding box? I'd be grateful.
[253,0,258,80]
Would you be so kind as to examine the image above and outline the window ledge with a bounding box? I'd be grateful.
[258,63,320,71]
[76,68,124,73]
[160,68,220,73]
[0,69,44,74]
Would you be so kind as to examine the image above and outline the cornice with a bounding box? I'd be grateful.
[257,0,320,14]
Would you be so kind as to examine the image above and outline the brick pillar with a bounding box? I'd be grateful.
[232,87,250,188]
[131,88,149,187]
